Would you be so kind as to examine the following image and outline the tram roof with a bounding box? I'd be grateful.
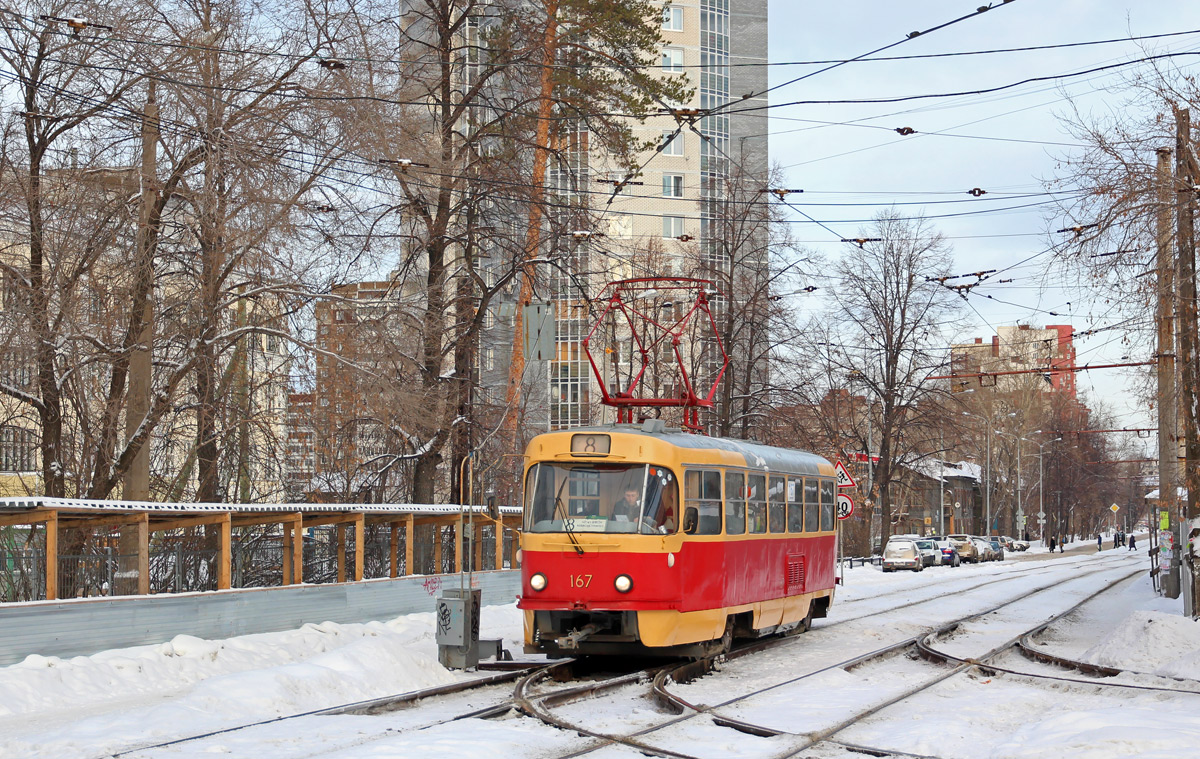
[556,424,831,476]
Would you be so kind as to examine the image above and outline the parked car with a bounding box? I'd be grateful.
[882,539,924,572]
[972,537,997,562]
[913,539,941,567]
[1004,536,1030,552]
[948,534,979,563]
[987,537,1006,561]
[930,536,961,567]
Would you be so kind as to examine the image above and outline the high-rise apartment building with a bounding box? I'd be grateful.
[490,0,771,433]
[306,281,419,500]
[951,324,1078,399]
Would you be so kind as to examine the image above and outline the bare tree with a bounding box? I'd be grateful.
[690,162,806,440]
[801,214,964,546]
[0,2,156,499]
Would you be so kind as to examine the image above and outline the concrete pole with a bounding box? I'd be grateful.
[117,90,158,597]
[985,422,992,535]
[1176,109,1200,618]
[1016,439,1023,540]
[1158,146,1181,598]
[125,87,157,501]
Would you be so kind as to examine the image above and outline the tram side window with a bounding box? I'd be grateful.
[684,469,723,535]
[820,479,835,531]
[769,476,786,533]
[787,477,804,532]
[804,478,819,534]
[725,471,746,534]
[747,474,767,534]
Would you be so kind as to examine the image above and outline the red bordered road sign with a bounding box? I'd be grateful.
[834,461,857,489]
[836,494,855,520]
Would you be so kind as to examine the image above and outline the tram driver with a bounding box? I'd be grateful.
[612,487,642,522]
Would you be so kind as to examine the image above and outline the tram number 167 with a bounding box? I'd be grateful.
[569,574,592,588]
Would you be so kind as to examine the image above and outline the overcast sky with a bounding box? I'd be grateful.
[765,1,1199,442]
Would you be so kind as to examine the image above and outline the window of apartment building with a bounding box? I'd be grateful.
[662,215,685,239]
[550,318,591,428]
[606,213,633,239]
[2,272,28,313]
[483,346,495,372]
[662,174,684,197]
[662,5,683,31]
[0,350,33,390]
[661,47,683,73]
[661,130,683,155]
[0,426,34,472]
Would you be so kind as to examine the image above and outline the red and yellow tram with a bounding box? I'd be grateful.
[518,421,839,657]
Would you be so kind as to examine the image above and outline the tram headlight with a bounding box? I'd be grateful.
[614,574,633,593]
[530,572,547,591]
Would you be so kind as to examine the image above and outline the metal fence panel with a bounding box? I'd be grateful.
[0,569,521,666]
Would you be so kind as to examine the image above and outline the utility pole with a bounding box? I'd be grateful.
[1177,108,1200,616]
[1157,146,1180,598]
[125,85,157,502]
[117,86,157,595]
[502,0,561,451]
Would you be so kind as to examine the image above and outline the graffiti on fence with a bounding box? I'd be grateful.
[422,575,443,595]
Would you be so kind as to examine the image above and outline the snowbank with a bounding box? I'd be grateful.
[1080,610,1200,679]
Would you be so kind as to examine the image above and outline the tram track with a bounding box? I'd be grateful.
[101,555,1146,758]
[521,558,1151,759]
[100,661,542,759]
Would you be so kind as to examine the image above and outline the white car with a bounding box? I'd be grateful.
[913,538,942,567]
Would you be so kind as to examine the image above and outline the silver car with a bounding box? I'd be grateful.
[972,537,997,562]
[882,539,924,572]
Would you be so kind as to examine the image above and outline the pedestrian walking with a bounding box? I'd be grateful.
[1128,534,1136,551]
[1097,533,1102,551]
[1113,533,1120,549]
[1049,536,1057,552]
[1058,534,1065,553]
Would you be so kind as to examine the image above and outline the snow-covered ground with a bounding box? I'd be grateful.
[1,545,1197,758]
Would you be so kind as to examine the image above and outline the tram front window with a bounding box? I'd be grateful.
[524,462,679,534]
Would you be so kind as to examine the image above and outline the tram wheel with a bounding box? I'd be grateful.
[799,604,814,633]
[719,617,735,654]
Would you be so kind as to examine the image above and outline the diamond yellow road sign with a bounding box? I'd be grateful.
[1110,503,1120,513]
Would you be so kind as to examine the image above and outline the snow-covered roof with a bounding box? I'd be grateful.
[1143,487,1188,501]
[910,458,982,484]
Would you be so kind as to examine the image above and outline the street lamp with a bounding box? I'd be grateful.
[1034,436,1062,543]
[940,486,956,533]
[961,411,1017,536]
[997,429,1039,541]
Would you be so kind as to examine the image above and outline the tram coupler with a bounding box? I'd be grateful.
[556,623,601,650]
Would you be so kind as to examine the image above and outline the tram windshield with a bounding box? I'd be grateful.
[524,462,679,534]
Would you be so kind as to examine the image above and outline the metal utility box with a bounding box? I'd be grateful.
[436,588,481,669]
